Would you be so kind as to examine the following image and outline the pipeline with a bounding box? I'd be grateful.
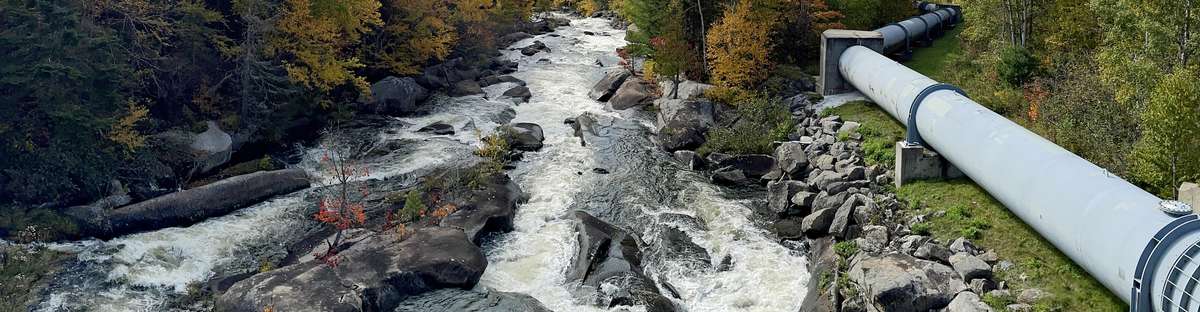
[873,3,961,56]
[828,9,1199,311]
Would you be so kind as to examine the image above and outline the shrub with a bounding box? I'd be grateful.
[834,240,859,259]
[998,46,1038,86]
[702,86,759,106]
[910,222,931,235]
[400,190,428,222]
[697,96,793,155]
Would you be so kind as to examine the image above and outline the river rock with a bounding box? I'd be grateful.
[216,227,487,312]
[715,155,776,180]
[418,58,475,90]
[947,291,993,312]
[811,170,846,193]
[568,211,677,312]
[812,191,848,212]
[520,40,550,56]
[647,226,712,270]
[67,169,310,239]
[789,191,817,217]
[767,141,809,180]
[609,77,654,110]
[502,85,532,104]
[393,288,551,312]
[499,32,533,45]
[441,173,524,244]
[480,75,526,87]
[190,121,234,175]
[711,167,748,185]
[767,180,807,216]
[914,241,952,264]
[657,80,713,100]
[847,253,966,311]
[673,150,705,170]
[450,80,484,96]
[949,252,993,282]
[950,237,982,255]
[801,208,836,236]
[589,70,632,101]
[368,76,430,116]
[828,198,857,238]
[501,123,544,151]
[657,100,716,152]
[418,122,455,135]
[856,225,890,253]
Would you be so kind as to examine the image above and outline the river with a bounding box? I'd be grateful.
[32,14,808,312]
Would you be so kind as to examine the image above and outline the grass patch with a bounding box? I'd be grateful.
[823,101,905,167]
[905,26,964,81]
[898,180,1125,311]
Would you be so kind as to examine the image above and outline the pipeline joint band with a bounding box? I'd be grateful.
[887,22,911,52]
[906,83,966,146]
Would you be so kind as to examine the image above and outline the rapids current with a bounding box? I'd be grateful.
[32,15,808,312]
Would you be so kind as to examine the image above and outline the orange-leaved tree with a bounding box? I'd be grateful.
[705,0,776,89]
[312,131,371,267]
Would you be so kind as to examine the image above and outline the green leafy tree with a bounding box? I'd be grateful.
[1132,66,1200,197]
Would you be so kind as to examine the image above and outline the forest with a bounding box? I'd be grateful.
[4,0,1196,211]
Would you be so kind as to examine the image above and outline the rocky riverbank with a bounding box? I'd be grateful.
[592,60,1026,311]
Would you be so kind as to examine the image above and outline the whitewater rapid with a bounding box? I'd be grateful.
[33,14,808,312]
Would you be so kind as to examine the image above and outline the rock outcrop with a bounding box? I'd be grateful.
[568,211,677,312]
[216,227,487,312]
[501,123,545,151]
[847,253,966,311]
[441,174,525,245]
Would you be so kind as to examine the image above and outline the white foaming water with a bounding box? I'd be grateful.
[479,15,809,312]
[37,87,519,312]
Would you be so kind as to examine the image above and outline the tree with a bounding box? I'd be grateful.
[312,131,371,266]
[1131,66,1200,197]
[365,0,456,76]
[270,0,382,95]
[620,0,678,56]
[706,0,775,88]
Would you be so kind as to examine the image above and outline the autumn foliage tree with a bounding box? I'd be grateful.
[312,132,370,266]
[706,0,776,89]
[270,0,382,96]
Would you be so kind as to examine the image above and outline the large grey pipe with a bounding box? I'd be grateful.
[838,45,1199,311]
[874,7,959,54]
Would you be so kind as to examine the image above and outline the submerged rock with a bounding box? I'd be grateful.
[520,40,550,56]
[419,122,456,135]
[502,85,532,104]
[216,227,487,312]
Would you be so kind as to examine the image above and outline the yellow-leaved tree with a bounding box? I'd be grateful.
[705,0,775,89]
[366,0,457,75]
[271,0,382,95]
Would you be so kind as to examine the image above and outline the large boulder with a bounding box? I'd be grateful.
[847,253,966,311]
[190,121,234,175]
[216,227,487,312]
[715,155,776,180]
[67,169,310,239]
[393,288,551,312]
[949,252,994,281]
[657,80,713,100]
[766,141,809,180]
[502,85,532,104]
[801,208,836,236]
[946,291,993,312]
[646,226,712,270]
[441,174,525,245]
[501,123,545,151]
[609,77,654,110]
[569,211,677,312]
[450,80,484,97]
[767,180,808,216]
[417,58,475,90]
[589,70,632,101]
[520,40,550,56]
[656,100,715,152]
[368,76,430,116]
[480,75,526,87]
